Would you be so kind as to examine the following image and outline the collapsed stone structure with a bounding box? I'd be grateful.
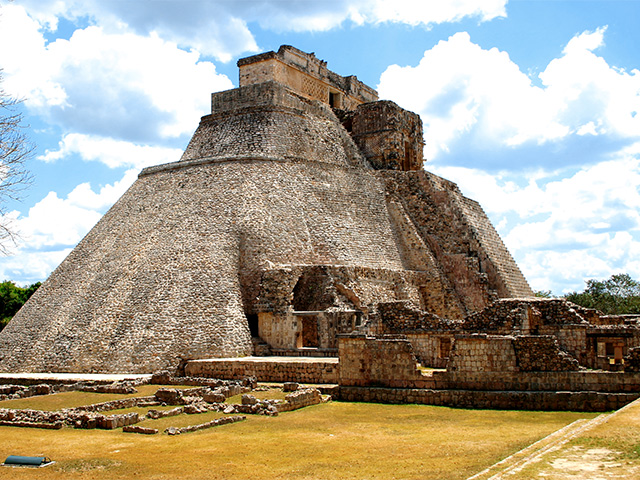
[0,45,533,374]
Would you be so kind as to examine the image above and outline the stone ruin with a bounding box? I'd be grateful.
[0,45,532,373]
[0,45,639,411]
[0,376,327,433]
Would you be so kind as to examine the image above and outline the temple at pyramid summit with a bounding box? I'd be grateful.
[1,46,639,401]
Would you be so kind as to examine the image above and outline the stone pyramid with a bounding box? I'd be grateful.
[0,46,532,373]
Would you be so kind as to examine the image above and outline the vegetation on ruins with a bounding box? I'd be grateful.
[0,71,33,252]
[564,273,640,315]
[0,280,40,331]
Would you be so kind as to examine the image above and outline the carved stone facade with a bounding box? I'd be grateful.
[238,45,378,110]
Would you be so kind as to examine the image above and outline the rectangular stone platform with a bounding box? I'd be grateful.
[185,356,339,384]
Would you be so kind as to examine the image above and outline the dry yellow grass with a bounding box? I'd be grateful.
[0,385,189,411]
[0,398,593,480]
[504,399,640,479]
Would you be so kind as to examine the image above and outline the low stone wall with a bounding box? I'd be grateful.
[185,358,339,384]
[0,420,63,429]
[338,386,639,412]
[165,415,246,435]
[513,336,580,371]
[0,408,142,429]
[449,335,518,372]
[123,425,158,435]
[339,334,429,387]
[68,396,158,413]
[434,370,640,393]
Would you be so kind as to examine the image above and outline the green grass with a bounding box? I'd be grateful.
[0,399,593,480]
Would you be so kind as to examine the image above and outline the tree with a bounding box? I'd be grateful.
[534,290,554,298]
[0,280,41,331]
[0,69,33,252]
[564,273,640,315]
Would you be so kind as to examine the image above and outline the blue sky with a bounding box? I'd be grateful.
[0,0,639,295]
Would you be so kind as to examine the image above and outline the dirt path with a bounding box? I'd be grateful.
[468,398,640,480]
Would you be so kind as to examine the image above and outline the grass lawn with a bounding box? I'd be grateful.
[0,399,594,480]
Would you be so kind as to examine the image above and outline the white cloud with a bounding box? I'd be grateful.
[378,28,640,163]
[0,249,71,285]
[0,6,233,142]
[432,154,640,294]
[12,170,136,249]
[257,0,507,32]
[0,4,67,106]
[541,27,640,139]
[563,26,606,56]
[65,169,138,210]
[39,134,183,170]
[13,0,507,61]
[16,191,103,249]
[0,169,139,283]
[14,0,258,63]
[363,0,507,26]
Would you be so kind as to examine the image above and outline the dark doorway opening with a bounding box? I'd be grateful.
[300,316,319,348]
[247,314,259,337]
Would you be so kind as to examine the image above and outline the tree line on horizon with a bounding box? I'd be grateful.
[536,273,640,315]
[0,280,41,332]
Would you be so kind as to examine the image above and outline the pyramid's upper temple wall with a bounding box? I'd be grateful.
[237,45,378,110]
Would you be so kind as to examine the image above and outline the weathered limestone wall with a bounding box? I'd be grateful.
[337,334,640,410]
[448,334,580,373]
[182,82,369,170]
[463,298,590,332]
[350,101,423,171]
[258,310,358,352]
[338,386,638,412]
[448,334,519,372]
[463,299,591,364]
[375,301,461,333]
[436,370,640,393]
[185,358,339,384]
[383,198,464,317]
[338,335,432,388]
[380,170,533,317]
[404,334,452,369]
[256,266,429,317]
[513,335,581,371]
